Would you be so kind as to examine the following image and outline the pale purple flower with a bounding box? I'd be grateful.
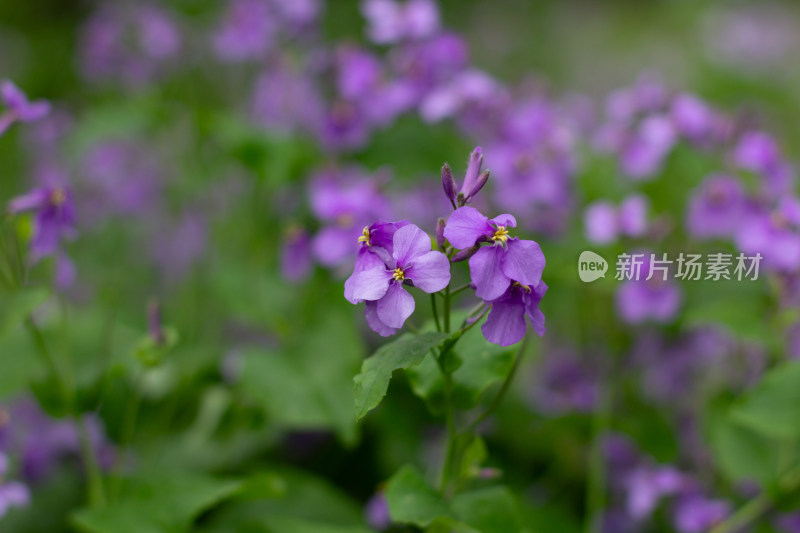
[606,73,668,123]
[362,0,440,44]
[419,69,500,123]
[673,494,730,533]
[671,93,717,143]
[0,80,50,135]
[281,228,313,283]
[443,206,545,301]
[686,175,747,240]
[620,115,677,180]
[309,168,391,268]
[0,453,30,519]
[736,205,800,272]
[344,220,409,302]
[252,60,323,134]
[584,195,648,244]
[482,281,546,346]
[80,5,181,85]
[7,184,76,261]
[530,349,595,413]
[213,0,275,62]
[615,257,682,324]
[389,33,469,101]
[364,491,391,530]
[733,131,794,198]
[625,466,684,520]
[776,512,800,533]
[345,224,450,336]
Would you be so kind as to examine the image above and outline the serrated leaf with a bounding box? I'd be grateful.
[354,332,447,420]
[731,361,800,439]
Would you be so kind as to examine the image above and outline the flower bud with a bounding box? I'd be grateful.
[452,244,480,262]
[441,163,456,203]
[435,218,446,249]
[460,146,483,197]
[464,170,490,202]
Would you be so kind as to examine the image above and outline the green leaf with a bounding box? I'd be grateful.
[731,361,800,439]
[71,472,242,533]
[407,323,518,412]
[353,332,447,421]
[385,465,452,527]
[450,486,522,533]
[239,308,364,444]
[0,287,48,339]
[198,468,369,533]
[709,412,786,485]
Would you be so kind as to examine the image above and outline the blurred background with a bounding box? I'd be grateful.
[2,1,800,532]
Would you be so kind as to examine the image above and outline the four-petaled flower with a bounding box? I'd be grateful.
[8,184,77,260]
[482,281,548,346]
[346,223,450,336]
[443,206,545,301]
[0,80,51,135]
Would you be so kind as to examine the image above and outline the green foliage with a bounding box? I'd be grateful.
[71,472,242,533]
[353,332,447,421]
[731,361,800,440]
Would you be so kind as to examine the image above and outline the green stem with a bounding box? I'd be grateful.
[430,293,441,332]
[584,377,612,533]
[24,316,107,507]
[110,370,144,501]
[444,285,451,333]
[465,337,527,434]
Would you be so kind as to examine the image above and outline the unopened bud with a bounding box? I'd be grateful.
[441,163,456,203]
[452,244,481,262]
[456,191,466,207]
[461,146,483,197]
[435,218,446,249]
[464,170,490,202]
[148,299,165,346]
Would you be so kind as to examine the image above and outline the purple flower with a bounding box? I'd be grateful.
[672,494,730,533]
[0,80,50,135]
[615,257,682,324]
[733,131,794,198]
[344,220,409,302]
[671,93,717,143]
[0,453,30,519]
[620,115,677,180]
[482,281,546,346]
[345,224,450,336]
[531,349,597,414]
[736,204,800,272]
[443,206,545,301]
[7,184,76,261]
[364,491,391,530]
[625,466,684,520]
[80,5,181,85]
[776,512,800,533]
[686,175,747,240]
[362,0,440,44]
[252,60,323,134]
[281,228,313,283]
[310,168,391,269]
[584,195,648,244]
[213,0,274,62]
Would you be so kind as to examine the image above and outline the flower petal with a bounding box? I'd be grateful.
[345,248,388,303]
[392,224,432,265]
[348,267,392,302]
[443,206,492,248]
[501,239,545,287]
[365,300,398,337]
[524,281,548,337]
[482,291,526,346]
[469,245,511,301]
[408,250,450,293]
[490,213,516,228]
[376,282,415,328]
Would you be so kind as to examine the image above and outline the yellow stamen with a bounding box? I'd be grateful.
[392,267,405,281]
[357,226,371,246]
[492,226,509,243]
[513,281,532,293]
[51,187,66,207]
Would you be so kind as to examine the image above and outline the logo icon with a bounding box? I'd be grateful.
[578,251,608,282]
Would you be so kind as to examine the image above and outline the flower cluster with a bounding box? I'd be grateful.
[344,148,547,347]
